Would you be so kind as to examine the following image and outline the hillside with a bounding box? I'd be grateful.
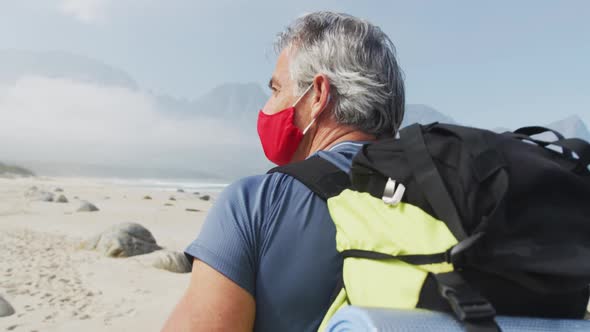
[0,162,35,177]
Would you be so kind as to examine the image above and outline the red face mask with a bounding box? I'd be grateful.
[257,84,316,166]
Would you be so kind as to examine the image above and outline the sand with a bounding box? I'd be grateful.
[0,176,213,331]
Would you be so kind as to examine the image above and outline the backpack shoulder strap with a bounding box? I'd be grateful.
[400,123,467,240]
[267,156,351,200]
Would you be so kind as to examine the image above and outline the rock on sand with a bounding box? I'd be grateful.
[0,295,15,317]
[81,222,161,258]
[77,201,99,212]
[136,250,192,273]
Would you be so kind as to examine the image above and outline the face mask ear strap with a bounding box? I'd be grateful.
[291,83,314,107]
[302,92,332,135]
[302,117,317,135]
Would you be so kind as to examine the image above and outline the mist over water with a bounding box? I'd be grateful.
[0,73,271,182]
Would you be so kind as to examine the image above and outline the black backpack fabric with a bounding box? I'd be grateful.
[351,123,590,317]
[271,122,590,330]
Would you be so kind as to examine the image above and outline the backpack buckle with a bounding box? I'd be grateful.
[440,282,496,322]
[382,178,406,205]
[435,272,496,322]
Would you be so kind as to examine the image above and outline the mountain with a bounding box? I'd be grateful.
[153,92,194,116]
[0,162,35,177]
[491,115,590,140]
[153,82,269,123]
[0,49,137,89]
[545,115,590,141]
[190,82,268,121]
[401,104,456,128]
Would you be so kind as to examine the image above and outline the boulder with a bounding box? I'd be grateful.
[0,295,15,317]
[143,195,152,200]
[169,196,176,201]
[177,188,185,193]
[199,195,210,201]
[152,250,191,273]
[77,201,99,212]
[80,222,161,258]
[56,194,68,203]
[185,208,200,212]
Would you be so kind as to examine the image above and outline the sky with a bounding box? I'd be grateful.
[0,0,589,132]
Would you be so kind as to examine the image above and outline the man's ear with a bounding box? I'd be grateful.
[310,74,331,119]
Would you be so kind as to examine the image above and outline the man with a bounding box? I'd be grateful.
[162,11,405,331]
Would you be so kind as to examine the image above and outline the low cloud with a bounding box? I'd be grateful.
[58,0,111,23]
[0,76,255,172]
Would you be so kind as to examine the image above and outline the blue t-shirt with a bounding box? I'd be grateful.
[184,141,365,331]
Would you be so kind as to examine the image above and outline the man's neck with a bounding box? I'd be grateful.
[308,126,374,155]
[291,121,376,162]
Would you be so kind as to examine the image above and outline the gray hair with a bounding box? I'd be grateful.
[275,11,405,137]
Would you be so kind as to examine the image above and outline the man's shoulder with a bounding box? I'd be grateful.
[225,172,293,194]
[219,172,305,209]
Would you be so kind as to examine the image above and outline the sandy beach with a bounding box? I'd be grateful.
[0,176,214,332]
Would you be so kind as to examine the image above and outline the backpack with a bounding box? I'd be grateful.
[269,123,590,332]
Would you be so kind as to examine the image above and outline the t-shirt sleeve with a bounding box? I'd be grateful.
[184,174,271,296]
